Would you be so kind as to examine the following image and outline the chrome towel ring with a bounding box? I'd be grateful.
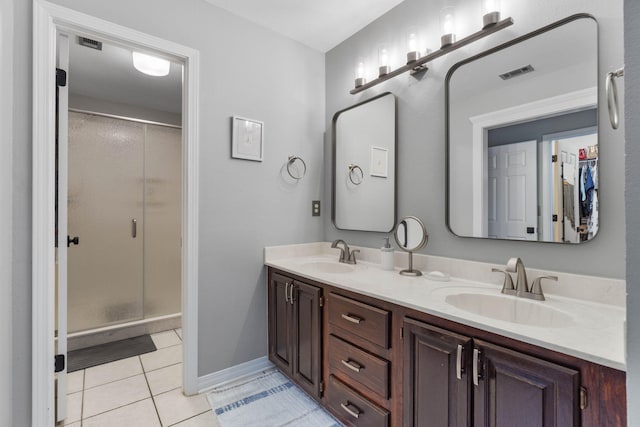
[606,67,624,130]
[348,164,364,185]
[286,155,307,180]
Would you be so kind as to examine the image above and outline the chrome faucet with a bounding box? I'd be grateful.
[331,239,358,264]
[496,257,557,301]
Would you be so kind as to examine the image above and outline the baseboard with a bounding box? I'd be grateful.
[197,356,275,393]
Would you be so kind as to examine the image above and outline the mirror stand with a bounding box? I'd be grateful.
[394,216,428,276]
[399,252,421,276]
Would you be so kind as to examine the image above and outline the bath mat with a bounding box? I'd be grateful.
[67,334,156,372]
[207,369,343,427]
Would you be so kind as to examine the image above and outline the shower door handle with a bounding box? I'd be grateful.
[132,219,137,238]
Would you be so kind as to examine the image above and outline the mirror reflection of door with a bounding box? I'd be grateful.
[487,140,537,240]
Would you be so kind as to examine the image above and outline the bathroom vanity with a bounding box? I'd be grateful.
[265,244,626,427]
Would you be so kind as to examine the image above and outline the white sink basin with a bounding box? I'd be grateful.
[300,261,356,274]
[445,293,575,328]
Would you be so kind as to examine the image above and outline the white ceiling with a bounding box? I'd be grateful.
[67,1,404,114]
[203,0,406,52]
[69,39,183,114]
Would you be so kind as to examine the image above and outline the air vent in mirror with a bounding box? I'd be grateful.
[499,64,534,80]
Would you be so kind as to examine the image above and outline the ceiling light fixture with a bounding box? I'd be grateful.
[132,51,171,77]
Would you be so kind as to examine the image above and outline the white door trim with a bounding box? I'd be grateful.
[468,87,597,238]
[32,2,200,426]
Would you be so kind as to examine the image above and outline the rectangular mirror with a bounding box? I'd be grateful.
[333,92,396,232]
[446,14,598,243]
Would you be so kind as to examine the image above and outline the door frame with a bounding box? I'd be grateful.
[32,2,200,426]
[468,87,597,238]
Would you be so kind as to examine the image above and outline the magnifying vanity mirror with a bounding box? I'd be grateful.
[394,216,428,276]
[333,92,396,232]
[446,14,598,244]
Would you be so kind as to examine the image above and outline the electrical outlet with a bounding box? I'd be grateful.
[312,200,321,217]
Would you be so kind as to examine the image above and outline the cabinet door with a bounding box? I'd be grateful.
[473,339,580,427]
[292,280,322,398]
[268,273,293,375]
[403,318,472,427]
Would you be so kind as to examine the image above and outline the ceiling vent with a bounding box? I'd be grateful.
[499,64,534,80]
[78,36,103,51]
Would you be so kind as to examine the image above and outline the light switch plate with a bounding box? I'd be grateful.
[312,200,321,216]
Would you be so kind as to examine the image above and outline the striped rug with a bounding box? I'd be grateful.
[207,369,342,427]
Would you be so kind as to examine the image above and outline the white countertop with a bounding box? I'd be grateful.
[265,243,626,371]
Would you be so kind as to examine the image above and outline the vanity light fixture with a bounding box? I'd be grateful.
[378,46,391,77]
[440,6,457,48]
[481,0,501,28]
[350,16,513,94]
[355,58,366,88]
[406,29,420,63]
[132,51,171,77]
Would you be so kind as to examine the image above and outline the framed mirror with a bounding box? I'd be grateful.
[446,14,598,244]
[333,92,397,232]
[394,216,428,276]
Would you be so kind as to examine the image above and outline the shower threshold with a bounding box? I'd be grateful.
[65,313,181,351]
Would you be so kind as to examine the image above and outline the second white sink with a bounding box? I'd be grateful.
[445,293,575,328]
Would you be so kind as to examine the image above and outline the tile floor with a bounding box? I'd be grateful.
[60,328,222,427]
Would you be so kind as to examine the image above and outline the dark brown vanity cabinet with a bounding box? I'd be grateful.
[403,318,472,427]
[326,292,393,427]
[473,339,580,427]
[403,317,580,427]
[268,271,323,399]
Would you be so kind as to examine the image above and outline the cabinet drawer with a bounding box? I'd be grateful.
[327,375,389,427]
[328,334,389,399]
[329,293,390,349]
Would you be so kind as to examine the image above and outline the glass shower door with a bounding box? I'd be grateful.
[144,124,182,317]
[67,112,145,332]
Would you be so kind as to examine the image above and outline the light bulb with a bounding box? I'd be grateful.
[481,0,501,28]
[132,52,170,77]
[406,30,420,63]
[378,46,390,77]
[440,6,456,48]
[354,58,366,88]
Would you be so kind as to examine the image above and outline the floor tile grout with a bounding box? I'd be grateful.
[66,328,211,427]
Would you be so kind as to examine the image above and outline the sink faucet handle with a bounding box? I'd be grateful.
[492,268,516,296]
[529,275,558,301]
[348,249,360,265]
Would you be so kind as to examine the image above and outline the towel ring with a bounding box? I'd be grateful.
[286,155,307,180]
[606,67,624,130]
[348,164,364,185]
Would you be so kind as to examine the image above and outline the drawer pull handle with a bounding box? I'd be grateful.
[341,359,362,373]
[341,313,362,324]
[340,401,361,419]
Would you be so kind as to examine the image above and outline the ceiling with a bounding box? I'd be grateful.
[68,38,183,114]
[68,1,403,115]
[203,0,406,52]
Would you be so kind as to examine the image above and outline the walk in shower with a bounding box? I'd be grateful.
[66,110,182,346]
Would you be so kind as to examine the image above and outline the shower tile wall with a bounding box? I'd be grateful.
[67,112,181,333]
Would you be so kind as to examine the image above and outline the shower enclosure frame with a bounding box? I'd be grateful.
[32,2,200,426]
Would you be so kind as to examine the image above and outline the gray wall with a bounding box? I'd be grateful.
[625,0,639,424]
[8,0,324,424]
[324,0,625,279]
[1,0,14,424]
